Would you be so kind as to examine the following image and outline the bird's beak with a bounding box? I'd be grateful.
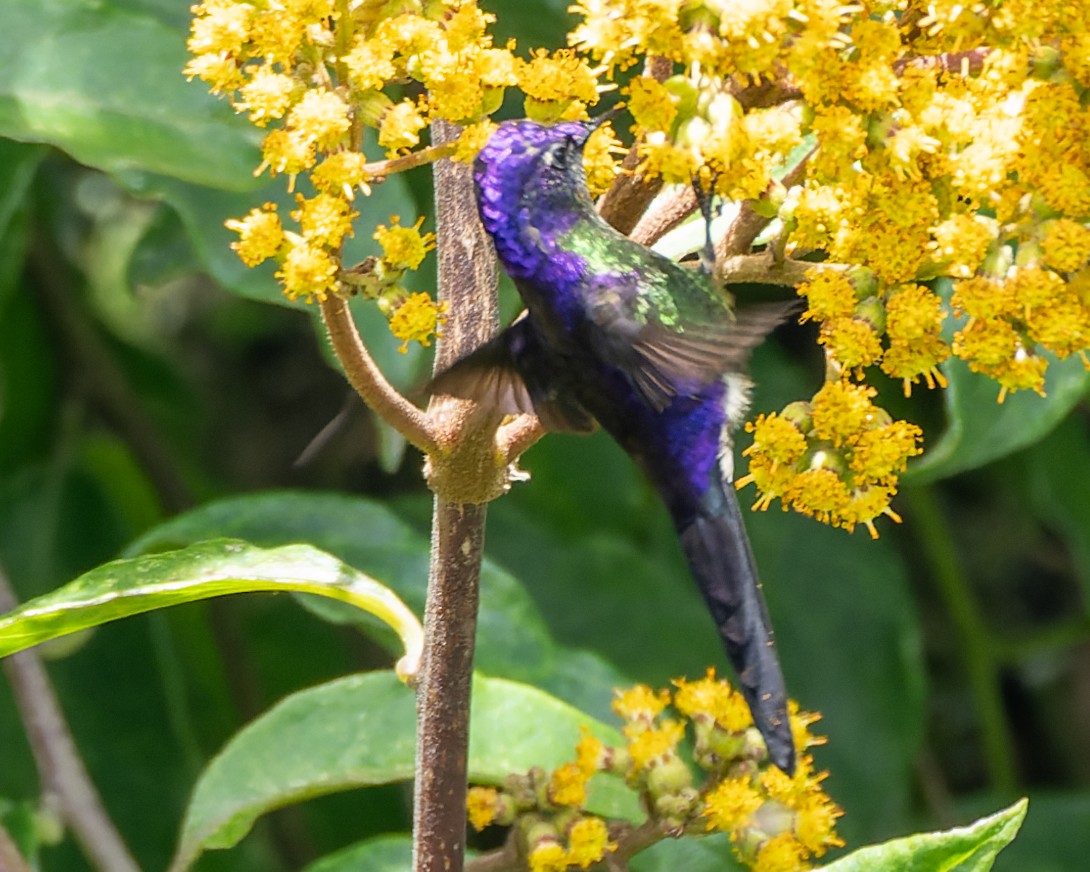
[578,104,625,143]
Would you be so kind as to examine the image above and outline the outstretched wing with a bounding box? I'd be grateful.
[585,264,796,411]
[427,312,596,434]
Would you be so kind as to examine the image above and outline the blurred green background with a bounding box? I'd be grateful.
[1,0,1088,869]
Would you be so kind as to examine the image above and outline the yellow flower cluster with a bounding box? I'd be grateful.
[468,676,840,872]
[788,25,1090,402]
[563,1,1090,529]
[188,0,609,340]
[737,380,923,538]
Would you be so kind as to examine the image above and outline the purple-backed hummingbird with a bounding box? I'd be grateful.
[432,117,796,773]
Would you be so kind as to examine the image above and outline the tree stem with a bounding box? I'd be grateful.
[0,566,141,872]
[412,119,499,872]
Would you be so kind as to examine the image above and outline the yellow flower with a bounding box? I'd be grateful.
[885,284,944,343]
[704,776,763,833]
[928,214,995,278]
[388,293,447,352]
[566,817,616,869]
[849,422,923,481]
[627,76,677,134]
[818,317,883,370]
[379,99,428,154]
[226,204,283,266]
[744,413,808,469]
[626,720,685,771]
[187,2,252,56]
[311,151,370,198]
[343,36,397,92]
[798,270,857,323]
[237,69,295,126]
[673,669,753,733]
[248,8,304,68]
[183,52,245,94]
[952,275,1014,321]
[276,240,339,301]
[752,832,809,872]
[1042,219,1090,274]
[794,792,845,856]
[293,193,356,248]
[810,381,876,448]
[286,89,352,150]
[258,128,316,181]
[528,840,568,872]
[784,468,852,525]
[612,684,669,722]
[575,730,605,774]
[549,762,589,807]
[374,216,435,271]
[583,123,623,197]
[466,786,500,831]
[454,121,499,164]
[519,48,599,105]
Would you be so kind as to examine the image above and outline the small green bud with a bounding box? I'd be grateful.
[780,401,814,434]
[645,755,694,798]
[853,296,887,333]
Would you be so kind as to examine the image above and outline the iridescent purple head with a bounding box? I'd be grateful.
[473,118,600,237]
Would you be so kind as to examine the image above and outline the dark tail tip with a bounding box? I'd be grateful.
[764,711,796,775]
[677,488,798,775]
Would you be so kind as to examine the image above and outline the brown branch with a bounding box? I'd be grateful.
[464,828,521,871]
[318,294,438,455]
[717,147,813,260]
[719,254,837,288]
[0,568,141,872]
[893,47,991,77]
[629,185,698,247]
[496,415,546,466]
[411,118,501,872]
[0,821,32,872]
[596,55,672,234]
[363,142,458,181]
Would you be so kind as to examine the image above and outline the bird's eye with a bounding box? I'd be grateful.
[541,143,568,168]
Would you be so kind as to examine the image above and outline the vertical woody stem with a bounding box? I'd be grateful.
[412,120,499,872]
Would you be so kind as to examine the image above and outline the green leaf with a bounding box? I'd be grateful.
[300,834,413,872]
[1019,417,1090,611]
[169,671,638,871]
[632,833,743,872]
[822,799,1027,872]
[0,539,423,680]
[0,0,259,189]
[123,491,633,717]
[906,354,1090,484]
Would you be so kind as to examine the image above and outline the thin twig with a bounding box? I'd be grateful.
[463,825,521,870]
[718,253,829,288]
[319,294,438,455]
[363,142,458,181]
[496,415,546,466]
[0,567,142,872]
[0,821,32,872]
[629,185,697,248]
[717,148,813,261]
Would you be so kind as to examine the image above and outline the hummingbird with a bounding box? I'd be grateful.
[431,117,796,773]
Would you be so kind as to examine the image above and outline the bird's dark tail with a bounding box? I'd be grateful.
[676,479,796,773]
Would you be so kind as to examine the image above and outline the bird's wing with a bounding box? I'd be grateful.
[427,312,596,433]
[587,271,796,411]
